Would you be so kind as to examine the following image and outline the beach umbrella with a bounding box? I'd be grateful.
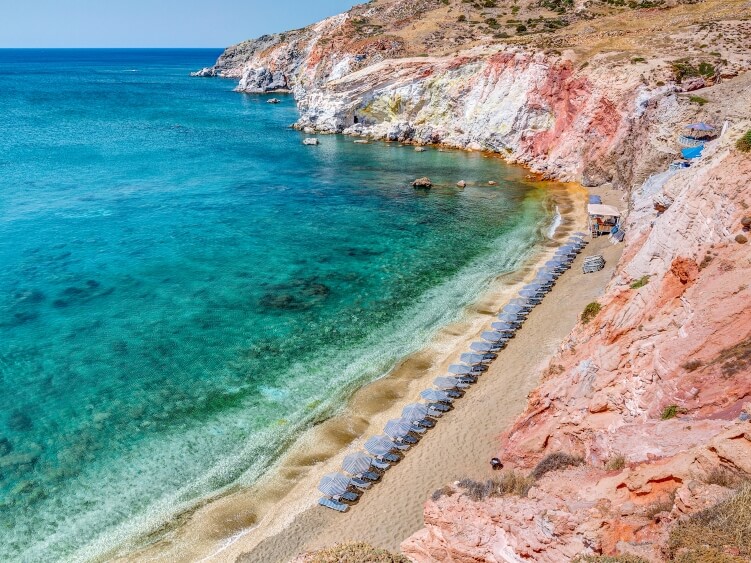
[384,418,414,439]
[481,331,510,343]
[491,321,517,332]
[420,389,452,403]
[402,403,429,422]
[318,473,352,497]
[535,271,557,281]
[342,453,375,476]
[519,288,543,299]
[460,352,493,364]
[470,341,497,353]
[364,436,398,456]
[497,313,522,324]
[447,364,476,375]
[502,303,528,314]
[509,297,532,307]
[434,376,469,390]
[572,232,588,238]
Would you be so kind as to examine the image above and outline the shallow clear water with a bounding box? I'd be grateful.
[0,49,554,560]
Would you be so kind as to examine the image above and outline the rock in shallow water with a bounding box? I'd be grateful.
[412,177,432,188]
[302,138,319,146]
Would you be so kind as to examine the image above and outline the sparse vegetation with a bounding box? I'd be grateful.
[457,471,536,500]
[704,467,748,489]
[645,491,676,518]
[711,337,751,378]
[573,555,650,563]
[668,483,751,561]
[431,485,455,501]
[737,130,751,153]
[682,359,703,372]
[304,542,411,563]
[661,404,680,419]
[606,453,626,471]
[689,95,709,106]
[630,275,650,289]
[531,452,584,479]
[581,302,602,324]
[671,59,716,81]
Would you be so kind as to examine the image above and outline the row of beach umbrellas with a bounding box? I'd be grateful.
[318,233,589,512]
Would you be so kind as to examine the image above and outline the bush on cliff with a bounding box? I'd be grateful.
[581,302,602,324]
[668,483,751,562]
[457,471,535,500]
[737,130,751,153]
[531,452,584,479]
[573,555,650,563]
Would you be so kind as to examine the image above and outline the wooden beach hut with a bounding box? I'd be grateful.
[587,204,621,236]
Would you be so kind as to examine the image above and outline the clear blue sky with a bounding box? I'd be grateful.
[0,0,358,48]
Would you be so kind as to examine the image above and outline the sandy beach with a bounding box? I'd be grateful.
[117,182,624,563]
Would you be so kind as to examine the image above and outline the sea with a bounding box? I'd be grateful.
[0,49,556,561]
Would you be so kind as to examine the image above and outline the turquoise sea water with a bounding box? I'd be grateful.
[0,49,555,560]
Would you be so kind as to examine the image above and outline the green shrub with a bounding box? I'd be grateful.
[581,302,602,324]
[630,275,650,289]
[661,404,679,419]
[531,452,584,479]
[516,23,527,32]
[682,359,702,372]
[737,130,751,153]
[689,95,709,106]
[457,471,535,500]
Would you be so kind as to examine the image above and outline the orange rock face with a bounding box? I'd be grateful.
[403,132,751,562]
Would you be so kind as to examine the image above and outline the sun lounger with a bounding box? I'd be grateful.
[428,402,451,412]
[371,459,390,470]
[362,469,382,481]
[351,477,372,489]
[414,417,436,428]
[319,497,349,512]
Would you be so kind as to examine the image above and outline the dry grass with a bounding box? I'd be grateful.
[709,337,751,378]
[457,470,536,500]
[668,483,751,560]
[304,542,410,563]
[704,467,748,489]
[581,302,602,324]
[532,452,584,479]
[606,453,626,471]
[573,555,650,563]
[645,490,676,519]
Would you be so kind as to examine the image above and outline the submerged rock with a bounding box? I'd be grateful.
[302,138,319,146]
[267,98,281,104]
[412,177,432,188]
[456,180,467,188]
[488,180,497,186]
[414,146,427,152]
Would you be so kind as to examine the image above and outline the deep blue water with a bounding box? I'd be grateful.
[0,49,554,560]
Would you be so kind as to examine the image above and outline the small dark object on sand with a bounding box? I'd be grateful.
[490,457,503,470]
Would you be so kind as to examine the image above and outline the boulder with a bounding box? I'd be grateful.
[741,216,751,229]
[266,98,281,104]
[457,180,467,188]
[415,147,427,152]
[302,138,319,146]
[736,234,748,244]
[488,180,498,186]
[412,177,432,188]
[190,67,217,77]
[354,139,369,144]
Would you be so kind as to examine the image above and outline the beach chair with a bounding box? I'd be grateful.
[413,417,436,428]
[371,459,391,471]
[428,401,451,412]
[319,497,349,513]
[351,477,373,489]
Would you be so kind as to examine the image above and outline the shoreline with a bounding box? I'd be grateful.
[115,181,599,562]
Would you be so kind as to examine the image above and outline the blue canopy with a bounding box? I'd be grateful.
[460,352,492,364]
[402,403,429,422]
[498,312,522,323]
[681,145,704,159]
[481,331,510,343]
[686,122,715,131]
[470,341,496,353]
[318,473,353,496]
[588,195,602,204]
[491,321,516,332]
[342,453,376,475]
[420,389,452,402]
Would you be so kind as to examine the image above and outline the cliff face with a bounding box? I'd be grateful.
[401,75,751,561]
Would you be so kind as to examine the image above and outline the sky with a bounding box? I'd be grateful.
[0,0,358,48]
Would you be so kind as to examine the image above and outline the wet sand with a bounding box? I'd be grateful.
[117,183,623,563]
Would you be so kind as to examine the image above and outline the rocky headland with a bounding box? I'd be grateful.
[195,0,751,560]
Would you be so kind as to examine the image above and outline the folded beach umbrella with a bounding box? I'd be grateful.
[460,352,493,365]
[402,403,430,422]
[481,331,510,343]
[365,435,399,456]
[447,364,476,376]
[318,473,352,497]
[420,389,453,403]
[434,376,469,390]
[384,418,415,439]
[342,453,376,476]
